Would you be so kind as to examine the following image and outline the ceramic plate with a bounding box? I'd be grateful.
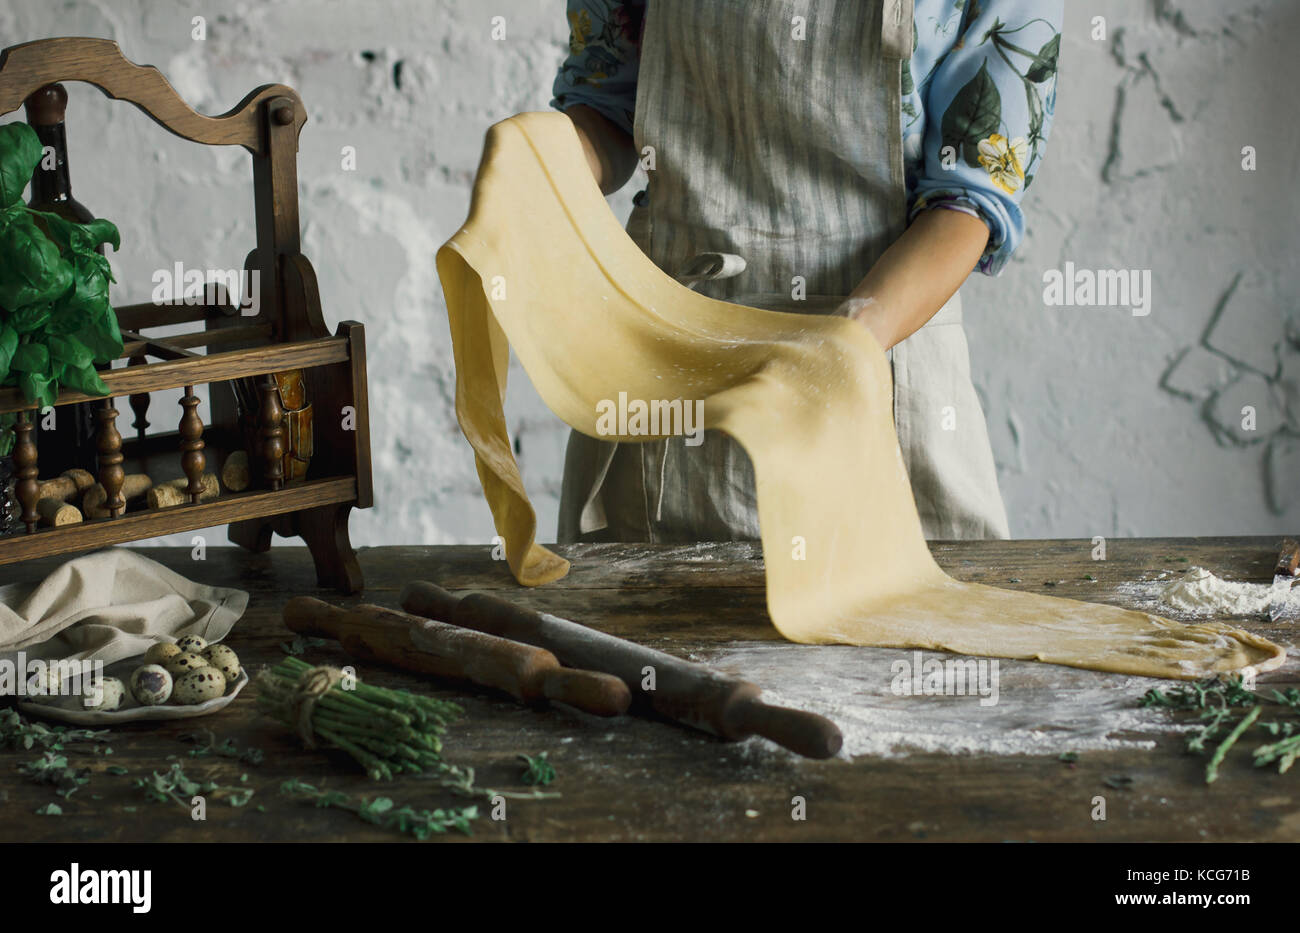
[16,651,249,725]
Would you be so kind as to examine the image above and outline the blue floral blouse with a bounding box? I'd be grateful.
[551,0,1062,276]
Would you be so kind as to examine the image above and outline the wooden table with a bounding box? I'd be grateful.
[2,537,1297,843]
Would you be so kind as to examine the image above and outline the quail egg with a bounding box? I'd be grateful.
[173,667,227,705]
[81,676,126,711]
[201,644,241,682]
[143,641,182,665]
[26,666,65,697]
[130,665,173,705]
[176,634,208,654]
[164,652,210,676]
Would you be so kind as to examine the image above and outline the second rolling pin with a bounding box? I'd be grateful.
[399,582,844,759]
[283,597,630,717]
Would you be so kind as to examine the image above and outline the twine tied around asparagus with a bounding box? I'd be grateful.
[288,665,345,748]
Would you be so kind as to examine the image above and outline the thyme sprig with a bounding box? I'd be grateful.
[179,728,265,765]
[280,634,329,656]
[280,779,476,839]
[135,763,254,808]
[18,752,90,799]
[519,752,556,786]
[1140,675,1300,783]
[0,708,111,753]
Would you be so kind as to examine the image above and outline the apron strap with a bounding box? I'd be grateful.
[881,0,914,61]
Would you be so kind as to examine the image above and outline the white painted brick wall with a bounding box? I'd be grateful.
[0,0,1292,549]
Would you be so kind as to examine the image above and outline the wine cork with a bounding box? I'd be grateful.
[148,473,219,509]
[36,469,96,502]
[65,468,95,493]
[37,497,82,527]
[221,450,250,492]
[84,473,153,518]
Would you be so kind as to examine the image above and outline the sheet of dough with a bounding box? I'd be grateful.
[436,112,1284,681]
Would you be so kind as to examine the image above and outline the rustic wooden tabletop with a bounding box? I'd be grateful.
[2,537,1296,843]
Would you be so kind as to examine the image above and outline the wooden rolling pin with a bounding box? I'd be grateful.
[283,597,630,717]
[400,581,844,759]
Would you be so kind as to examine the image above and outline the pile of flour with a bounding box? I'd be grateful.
[1118,566,1297,619]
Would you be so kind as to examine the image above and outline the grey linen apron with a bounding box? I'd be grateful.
[558,0,1010,543]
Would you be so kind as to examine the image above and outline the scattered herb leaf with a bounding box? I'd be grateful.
[280,635,329,656]
[18,751,90,799]
[280,779,477,839]
[1140,675,1300,784]
[179,729,264,766]
[0,709,111,752]
[134,763,253,809]
[519,752,556,786]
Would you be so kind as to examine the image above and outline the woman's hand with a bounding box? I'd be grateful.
[564,105,639,196]
[836,296,893,351]
[841,208,991,350]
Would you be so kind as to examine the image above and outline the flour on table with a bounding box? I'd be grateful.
[1117,566,1296,619]
[701,643,1180,760]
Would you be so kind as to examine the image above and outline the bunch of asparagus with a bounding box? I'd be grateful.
[257,657,463,781]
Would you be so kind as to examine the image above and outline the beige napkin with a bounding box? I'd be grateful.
[0,548,248,666]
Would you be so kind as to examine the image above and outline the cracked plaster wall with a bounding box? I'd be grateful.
[0,0,1294,548]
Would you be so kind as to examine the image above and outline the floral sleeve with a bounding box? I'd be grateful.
[907,0,1063,276]
[550,0,645,136]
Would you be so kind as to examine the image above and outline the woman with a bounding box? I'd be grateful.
[550,0,1062,544]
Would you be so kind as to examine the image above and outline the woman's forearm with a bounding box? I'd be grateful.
[564,105,639,195]
[843,208,991,351]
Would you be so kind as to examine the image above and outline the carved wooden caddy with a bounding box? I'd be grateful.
[0,38,373,592]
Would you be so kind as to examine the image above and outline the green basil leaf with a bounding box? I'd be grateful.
[0,324,17,377]
[0,202,25,233]
[68,252,111,307]
[31,210,121,254]
[45,300,84,336]
[47,252,123,361]
[11,341,49,373]
[73,298,123,363]
[9,302,53,334]
[0,210,72,310]
[0,123,42,208]
[60,362,109,397]
[17,370,55,409]
[48,334,93,370]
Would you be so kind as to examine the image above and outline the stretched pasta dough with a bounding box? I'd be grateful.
[437,112,1284,680]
